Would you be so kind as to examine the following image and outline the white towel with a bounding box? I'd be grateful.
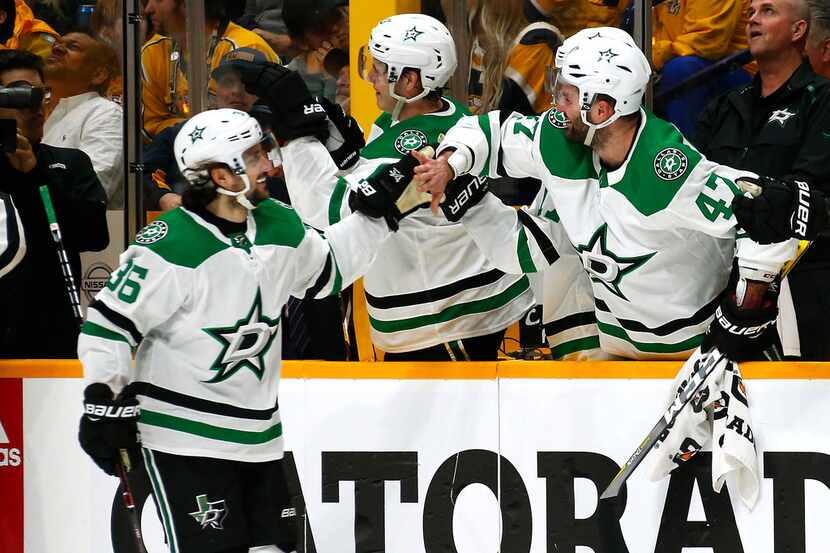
[649,349,760,509]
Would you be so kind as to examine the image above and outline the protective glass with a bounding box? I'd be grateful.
[357,45,388,82]
[241,132,280,176]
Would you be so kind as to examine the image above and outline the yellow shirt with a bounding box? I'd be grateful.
[652,0,750,71]
[140,21,279,140]
[1,0,58,61]
[530,0,628,38]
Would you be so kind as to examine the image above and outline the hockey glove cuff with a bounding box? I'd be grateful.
[702,287,779,362]
[318,97,364,171]
[348,154,430,231]
[440,174,489,222]
[78,383,140,476]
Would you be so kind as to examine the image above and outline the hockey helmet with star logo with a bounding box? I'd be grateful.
[174,108,279,209]
[358,13,457,105]
[553,28,651,142]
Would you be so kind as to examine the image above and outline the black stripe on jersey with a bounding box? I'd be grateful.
[89,300,143,344]
[544,312,597,336]
[0,196,20,273]
[517,210,560,265]
[304,251,333,300]
[134,382,279,420]
[595,294,719,337]
[365,268,508,309]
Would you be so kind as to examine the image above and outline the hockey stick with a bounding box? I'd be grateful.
[600,179,812,500]
[39,186,148,553]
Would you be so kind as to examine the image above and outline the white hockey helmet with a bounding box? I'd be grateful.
[554,28,651,145]
[554,26,637,70]
[174,108,277,209]
[359,13,457,105]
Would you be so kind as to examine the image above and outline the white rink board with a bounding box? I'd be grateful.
[18,377,830,553]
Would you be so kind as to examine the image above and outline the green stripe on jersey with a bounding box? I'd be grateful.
[329,178,349,225]
[597,321,703,353]
[81,321,131,343]
[538,109,595,180]
[516,227,537,273]
[252,199,305,247]
[135,209,228,268]
[550,336,600,359]
[477,114,492,176]
[140,410,283,444]
[369,276,530,333]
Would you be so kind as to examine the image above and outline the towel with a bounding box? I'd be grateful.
[649,348,760,509]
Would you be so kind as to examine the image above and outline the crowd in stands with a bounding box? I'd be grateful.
[1,0,829,362]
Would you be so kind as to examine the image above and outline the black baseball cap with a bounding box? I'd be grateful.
[211,47,270,80]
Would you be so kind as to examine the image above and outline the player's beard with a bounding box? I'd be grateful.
[564,117,590,144]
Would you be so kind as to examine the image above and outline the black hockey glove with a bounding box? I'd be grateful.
[732,176,828,243]
[349,153,430,231]
[78,383,140,476]
[318,97,365,171]
[702,285,780,362]
[230,60,329,142]
[440,174,489,222]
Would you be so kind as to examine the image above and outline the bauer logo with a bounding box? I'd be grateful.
[82,263,113,302]
[394,129,428,155]
[654,147,688,181]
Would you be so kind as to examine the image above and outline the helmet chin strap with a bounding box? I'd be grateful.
[216,173,256,210]
[580,108,620,147]
[389,81,431,122]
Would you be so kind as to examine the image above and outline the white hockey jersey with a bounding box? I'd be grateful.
[0,191,25,278]
[78,200,389,461]
[440,108,798,359]
[281,97,534,353]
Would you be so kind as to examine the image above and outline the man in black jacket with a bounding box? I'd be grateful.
[693,0,830,360]
[0,50,108,358]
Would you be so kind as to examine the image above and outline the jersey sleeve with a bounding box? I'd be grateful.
[78,246,190,392]
[665,158,799,278]
[459,191,566,274]
[280,137,351,228]
[289,213,390,299]
[437,110,543,180]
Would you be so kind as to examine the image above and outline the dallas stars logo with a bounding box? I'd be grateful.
[597,49,619,63]
[548,109,569,129]
[653,147,688,181]
[189,125,206,144]
[576,224,655,301]
[189,494,228,530]
[403,26,424,42]
[767,108,796,127]
[394,129,428,154]
[203,289,279,383]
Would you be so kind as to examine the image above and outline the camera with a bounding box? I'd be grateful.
[0,85,45,109]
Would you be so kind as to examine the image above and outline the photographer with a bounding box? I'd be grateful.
[0,50,108,358]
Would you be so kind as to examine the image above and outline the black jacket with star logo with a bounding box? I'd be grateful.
[693,59,830,266]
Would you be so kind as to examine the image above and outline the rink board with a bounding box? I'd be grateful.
[1,360,830,553]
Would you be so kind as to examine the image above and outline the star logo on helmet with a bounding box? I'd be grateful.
[403,26,424,42]
[597,49,619,63]
[189,125,206,144]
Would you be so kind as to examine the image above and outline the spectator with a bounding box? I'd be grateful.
[282,0,347,102]
[0,49,108,358]
[653,0,754,135]
[323,48,350,114]
[807,0,830,77]
[239,0,295,58]
[140,0,279,139]
[0,190,25,278]
[693,0,830,360]
[90,0,150,101]
[0,0,59,61]
[469,0,563,115]
[524,0,628,38]
[43,32,123,207]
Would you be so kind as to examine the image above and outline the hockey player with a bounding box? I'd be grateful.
[77,108,422,553]
[415,28,799,360]
[231,13,564,361]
